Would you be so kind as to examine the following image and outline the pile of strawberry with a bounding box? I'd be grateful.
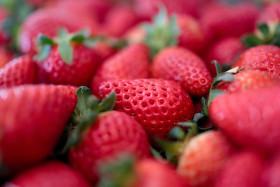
[1,0,280,186]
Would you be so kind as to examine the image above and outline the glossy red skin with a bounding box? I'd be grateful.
[19,8,98,54]
[104,6,140,37]
[151,47,212,97]
[135,159,187,187]
[91,43,150,95]
[0,47,14,68]
[209,86,280,154]
[177,15,205,53]
[40,45,100,87]
[69,111,151,182]
[215,151,265,187]
[0,85,77,174]
[257,2,280,23]
[263,153,280,187]
[0,55,36,89]
[134,0,213,19]
[204,37,245,76]
[5,161,91,187]
[93,42,116,62]
[233,45,280,80]
[200,3,260,39]
[98,79,195,139]
[178,131,235,187]
[217,70,277,93]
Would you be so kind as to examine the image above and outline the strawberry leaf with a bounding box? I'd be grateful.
[212,60,222,75]
[212,73,235,87]
[168,127,185,140]
[242,35,263,48]
[35,44,51,61]
[258,23,270,37]
[97,91,116,112]
[38,34,55,45]
[150,146,164,159]
[58,38,73,65]
[208,89,224,104]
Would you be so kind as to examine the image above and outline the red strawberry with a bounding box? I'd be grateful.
[19,8,98,54]
[209,86,280,154]
[92,41,116,62]
[37,30,100,86]
[99,156,186,187]
[4,161,91,187]
[0,47,13,68]
[0,7,9,45]
[151,47,212,97]
[104,5,140,37]
[134,0,212,19]
[177,131,235,187]
[217,70,277,93]
[215,151,265,187]
[263,153,280,187]
[0,55,36,89]
[0,85,77,174]
[98,79,195,138]
[200,3,260,39]
[233,45,280,80]
[256,2,280,23]
[143,8,205,55]
[69,110,151,182]
[124,24,147,44]
[204,37,245,76]
[91,43,150,95]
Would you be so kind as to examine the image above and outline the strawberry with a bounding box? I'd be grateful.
[0,7,9,45]
[263,153,280,187]
[215,151,265,187]
[177,131,235,187]
[0,85,77,174]
[217,70,277,93]
[91,43,150,95]
[200,3,260,39]
[134,0,212,19]
[98,79,195,139]
[4,161,91,187]
[151,47,212,97]
[0,55,36,89]
[92,41,116,62]
[204,37,245,76]
[67,87,150,182]
[233,45,280,80]
[256,2,280,24]
[0,47,13,68]
[19,8,98,54]
[209,86,280,154]
[143,8,205,55]
[124,24,147,44]
[99,156,186,187]
[104,5,140,37]
[36,30,100,86]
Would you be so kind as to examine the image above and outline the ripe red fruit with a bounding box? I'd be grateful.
[135,159,186,187]
[204,37,245,76]
[209,86,280,154]
[4,161,91,187]
[40,45,100,86]
[98,79,195,138]
[215,151,265,187]
[92,41,116,62]
[69,111,151,182]
[217,70,277,93]
[0,7,9,45]
[263,153,280,187]
[256,2,280,23]
[0,55,36,89]
[0,85,77,173]
[0,47,14,68]
[200,3,260,39]
[104,6,140,37]
[19,8,97,54]
[151,47,212,97]
[91,43,150,95]
[233,45,280,80]
[177,131,235,187]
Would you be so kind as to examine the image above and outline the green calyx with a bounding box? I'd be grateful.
[142,5,180,58]
[61,87,116,153]
[242,22,280,48]
[0,0,34,52]
[98,154,137,187]
[35,29,101,65]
